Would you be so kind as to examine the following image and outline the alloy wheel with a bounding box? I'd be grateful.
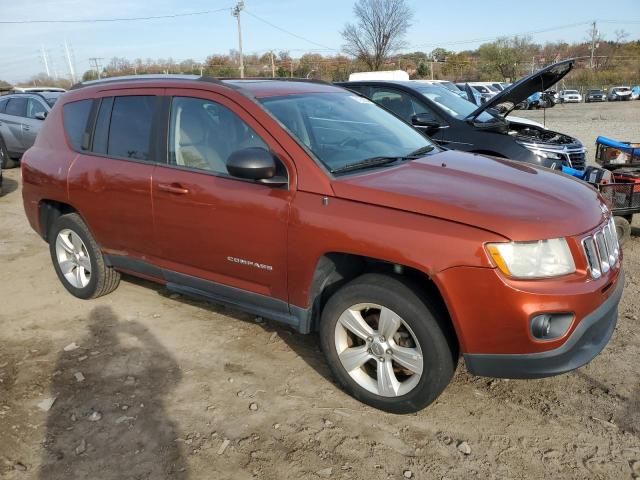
[55,229,92,288]
[334,303,423,397]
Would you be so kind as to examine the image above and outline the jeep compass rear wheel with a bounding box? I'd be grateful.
[49,213,120,299]
[320,274,456,413]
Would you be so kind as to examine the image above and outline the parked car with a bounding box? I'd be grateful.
[558,89,582,103]
[631,86,640,100]
[0,91,64,168]
[527,91,556,109]
[338,59,587,170]
[10,86,66,93]
[607,86,633,101]
[585,89,606,102]
[415,79,465,97]
[21,75,623,413]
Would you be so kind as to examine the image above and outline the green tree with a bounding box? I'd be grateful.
[478,36,537,81]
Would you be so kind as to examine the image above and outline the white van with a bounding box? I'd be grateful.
[348,70,409,81]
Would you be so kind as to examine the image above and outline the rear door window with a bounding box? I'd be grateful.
[106,96,156,161]
[63,99,93,151]
[5,97,27,117]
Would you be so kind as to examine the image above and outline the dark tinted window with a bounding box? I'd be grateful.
[0,97,7,113]
[108,96,156,161]
[63,99,93,151]
[92,97,114,154]
[5,97,27,117]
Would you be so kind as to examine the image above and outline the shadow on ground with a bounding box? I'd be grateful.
[1,176,19,196]
[39,306,187,479]
[124,274,337,388]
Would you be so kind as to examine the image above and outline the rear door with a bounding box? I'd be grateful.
[1,97,28,154]
[151,89,293,304]
[67,90,163,266]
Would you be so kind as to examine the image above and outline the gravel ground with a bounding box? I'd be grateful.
[1,101,640,480]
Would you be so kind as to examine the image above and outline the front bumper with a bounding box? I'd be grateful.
[464,268,624,379]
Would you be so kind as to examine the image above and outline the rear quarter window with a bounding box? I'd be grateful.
[63,99,93,151]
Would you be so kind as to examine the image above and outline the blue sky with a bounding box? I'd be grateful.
[1,0,638,83]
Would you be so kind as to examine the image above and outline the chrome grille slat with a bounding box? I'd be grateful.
[582,217,619,279]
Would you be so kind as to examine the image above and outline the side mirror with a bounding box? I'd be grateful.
[227,147,286,185]
[35,111,47,120]
[411,114,444,130]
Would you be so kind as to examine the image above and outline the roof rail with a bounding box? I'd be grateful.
[70,74,330,90]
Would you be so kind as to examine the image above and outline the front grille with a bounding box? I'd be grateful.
[566,150,586,169]
[582,217,619,279]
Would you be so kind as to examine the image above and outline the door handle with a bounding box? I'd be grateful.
[157,183,190,195]
[23,126,31,131]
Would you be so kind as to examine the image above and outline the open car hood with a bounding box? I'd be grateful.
[466,58,574,120]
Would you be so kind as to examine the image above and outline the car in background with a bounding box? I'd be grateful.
[631,86,640,100]
[558,90,582,103]
[0,91,64,168]
[585,89,606,102]
[416,80,466,97]
[10,86,66,94]
[349,70,409,81]
[607,86,632,101]
[338,59,587,171]
[527,91,555,109]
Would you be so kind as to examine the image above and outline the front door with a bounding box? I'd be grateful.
[152,91,292,304]
[22,97,49,149]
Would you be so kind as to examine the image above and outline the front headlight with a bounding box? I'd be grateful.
[518,143,564,161]
[486,238,576,279]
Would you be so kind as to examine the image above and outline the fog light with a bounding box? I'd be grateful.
[530,313,573,340]
[531,315,551,339]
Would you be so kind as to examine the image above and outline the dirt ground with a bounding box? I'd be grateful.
[1,101,640,480]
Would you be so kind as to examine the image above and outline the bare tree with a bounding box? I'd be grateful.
[341,0,413,70]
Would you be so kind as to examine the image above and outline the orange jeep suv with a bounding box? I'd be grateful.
[21,76,624,413]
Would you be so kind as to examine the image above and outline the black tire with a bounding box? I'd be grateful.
[0,136,18,169]
[48,213,120,299]
[319,273,457,414]
[614,216,631,246]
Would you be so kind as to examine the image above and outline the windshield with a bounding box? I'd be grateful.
[42,92,62,107]
[260,92,435,174]
[564,90,578,94]
[614,87,631,92]
[413,84,500,123]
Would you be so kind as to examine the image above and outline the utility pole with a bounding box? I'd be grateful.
[40,46,51,77]
[590,21,598,69]
[64,40,76,83]
[270,51,276,77]
[89,57,103,79]
[232,1,245,78]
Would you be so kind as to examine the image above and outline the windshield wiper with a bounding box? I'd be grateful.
[404,145,435,158]
[331,146,436,174]
[330,156,402,174]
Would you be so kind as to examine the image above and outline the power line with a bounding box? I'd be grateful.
[409,21,593,48]
[0,7,233,24]
[243,9,337,51]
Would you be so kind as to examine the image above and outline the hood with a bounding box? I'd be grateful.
[331,150,606,241]
[466,59,574,120]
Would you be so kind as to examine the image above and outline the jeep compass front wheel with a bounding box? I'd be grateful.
[320,274,457,413]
